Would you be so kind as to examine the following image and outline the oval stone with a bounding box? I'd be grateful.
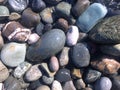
[26,29,66,61]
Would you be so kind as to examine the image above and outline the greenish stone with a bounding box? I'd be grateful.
[0,6,9,16]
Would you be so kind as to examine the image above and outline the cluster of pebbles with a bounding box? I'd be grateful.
[0,0,120,90]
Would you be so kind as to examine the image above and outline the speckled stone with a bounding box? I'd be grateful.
[63,80,76,90]
[95,77,112,90]
[89,15,120,44]
[36,85,50,90]
[42,75,54,85]
[75,79,86,90]
[27,29,66,61]
[72,43,90,67]
[1,42,26,67]
[0,61,9,82]
[51,80,62,90]
[59,47,70,67]
[66,26,79,46]
[76,3,107,33]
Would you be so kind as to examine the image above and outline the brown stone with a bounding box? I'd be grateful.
[71,68,82,79]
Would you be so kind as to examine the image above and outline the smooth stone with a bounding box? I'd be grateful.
[40,7,53,24]
[44,0,61,5]
[49,56,59,72]
[36,85,50,90]
[84,69,101,83]
[78,32,88,42]
[95,77,112,90]
[36,22,44,36]
[8,12,21,21]
[72,0,90,17]
[21,8,40,28]
[72,43,90,67]
[89,15,120,44]
[66,26,79,46]
[76,3,107,33]
[7,0,29,12]
[75,79,86,90]
[31,0,46,13]
[4,76,21,90]
[71,68,82,79]
[100,44,120,56]
[27,29,66,61]
[63,80,76,90]
[55,68,71,82]
[14,62,32,78]
[55,2,71,17]
[42,75,54,85]
[59,47,70,67]
[0,34,4,50]
[1,42,26,67]
[91,56,120,74]
[81,87,93,90]
[0,83,4,90]
[0,61,9,82]
[43,23,53,33]
[51,80,62,90]
[25,64,42,82]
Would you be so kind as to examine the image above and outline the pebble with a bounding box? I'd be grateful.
[44,0,61,5]
[78,32,88,42]
[27,29,66,61]
[91,56,120,74]
[72,43,90,67]
[72,0,90,17]
[0,83,4,90]
[55,68,71,82]
[0,61,9,82]
[25,64,42,82]
[42,75,54,85]
[21,8,40,28]
[71,68,82,79]
[66,26,79,46]
[13,62,32,78]
[8,12,21,21]
[76,3,107,33]
[31,0,46,13]
[84,69,101,83]
[95,77,112,90]
[0,34,4,50]
[51,80,62,90]
[75,79,86,90]
[40,7,54,24]
[63,80,76,90]
[59,47,70,67]
[1,42,26,67]
[89,15,120,44]
[36,85,50,90]
[49,56,59,72]
[36,22,44,36]
[7,0,29,12]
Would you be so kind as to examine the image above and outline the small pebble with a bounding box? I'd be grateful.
[63,80,76,90]
[71,68,82,79]
[8,12,21,21]
[51,80,62,90]
[36,85,50,90]
[75,79,86,90]
[42,75,54,85]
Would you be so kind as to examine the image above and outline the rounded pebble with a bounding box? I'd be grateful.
[51,80,62,90]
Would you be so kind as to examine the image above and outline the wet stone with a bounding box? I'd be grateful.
[63,80,76,90]
[36,85,50,90]
[51,80,62,90]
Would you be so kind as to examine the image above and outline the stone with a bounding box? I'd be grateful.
[81,87,93,90]
[19,77,29,89]
[75,79,86,90]
[0,0,4,3]
[27,29,66,61]
[51,80,62,90]
[72,43,90,67]
[44,0,61,5]
[42,75,54,85]
[100,44,120,56]
[72,0,90,17]
[40,7,53,24]
[0,34,4,50]
[89,15,120,44]
[59,47,70,67]
[66,26,79,46]
[8,12,21,21]
[25,64,42,82]
[91,56,120,74]
[31,0,46,13]
[55,68,71,82]
[63,80,76,90]
[78,32,88,42]
[0,83,4,90]
[49,56,59,72]
[0,61,9,82]
[1,42,26,67]
[36,22,44,36]
[14,62,32,78]
[71,68,82,79]
[84,69,101,83]
[36,85,50,90]
[95,77,112,90]
[76,3,107,33]
[7,0,29,12]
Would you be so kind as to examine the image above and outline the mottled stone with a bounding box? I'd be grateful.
[71,68,82,79]
[75,79,86,90]
[72,43,90,67]
[25,64,42,82]
[42,75,54,85]
[89,15,120,44]
[76,3,107,33]
[66,26,79,46]
[36,85,50,90]
[59,47,70,67]
[27,29,66,61]
[95,77,112,90]
[0,61,9,82]
[1,42,26,67]
[51,80,62,90]
[9,12,21,21]
[63,80,76,90]
[14,62,32,78]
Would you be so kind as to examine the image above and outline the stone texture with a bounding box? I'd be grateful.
[75,79,86,90]
[9,12,21,21]
[42,75,54,85]
[71,68,82,79]
[51,80,62,90]
[36,85,50,90]
[63,80,76,90]
[0,34,4,50]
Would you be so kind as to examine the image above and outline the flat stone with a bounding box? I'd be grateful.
[51,80,62,90]
[63,80,76,90]
[75,79,86,90]
[36,85,50,90]
[76,3,107,33]
[1,42,26,67]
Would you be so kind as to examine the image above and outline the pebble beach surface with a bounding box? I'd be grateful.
[0,0,120,90]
